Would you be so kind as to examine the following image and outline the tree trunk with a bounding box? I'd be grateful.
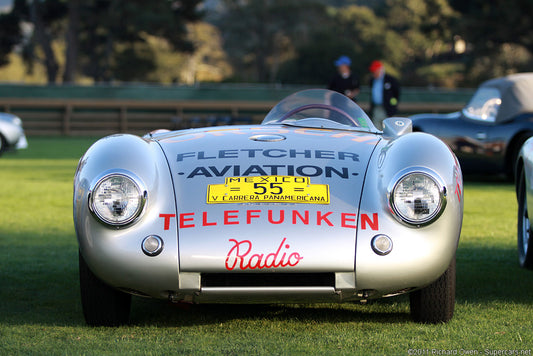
[30,0,59,84]
[63,0,80,83]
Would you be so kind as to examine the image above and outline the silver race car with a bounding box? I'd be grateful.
[73,89,463,326]
[0,113,28,155]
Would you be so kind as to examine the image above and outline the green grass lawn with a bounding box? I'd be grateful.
[1,137,532,355]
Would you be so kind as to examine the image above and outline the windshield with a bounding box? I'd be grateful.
[463,87,502,123]
[262,89,377,132]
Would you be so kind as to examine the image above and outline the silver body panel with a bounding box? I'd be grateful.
[0,113,27,149]
[74,92,463,304]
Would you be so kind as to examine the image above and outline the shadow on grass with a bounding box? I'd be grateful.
[130,299,412,327]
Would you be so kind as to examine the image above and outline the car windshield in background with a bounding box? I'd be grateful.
[262,89,377,132]
[462,87,502,123]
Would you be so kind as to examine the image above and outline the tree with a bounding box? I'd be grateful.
[449,0,533,85]
[277,5,384,85]
[0,12,22,67]
[180,22,233,84]
[278,4,402,85]
[278,0,462,86]
[382,0,457,64]
[217,0,329,82]
[28,0,66,83]
[381,0,459,85]
[78,0,203,82]
[63,0,80,83]
[6,0,68,84]
[1,0,204,84]
[450,0,533,55]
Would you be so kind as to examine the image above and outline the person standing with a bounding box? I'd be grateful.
[369,60,400,129]
[328,55,360,101]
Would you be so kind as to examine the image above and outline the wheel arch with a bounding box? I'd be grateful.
[506,130,533,180]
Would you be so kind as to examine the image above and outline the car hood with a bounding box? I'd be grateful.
[155,125,381,272]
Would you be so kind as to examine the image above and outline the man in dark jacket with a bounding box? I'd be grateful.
[328,55,360,101]
[369,60,400,129]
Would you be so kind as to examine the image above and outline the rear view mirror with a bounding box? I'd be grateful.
[382,117,412,139]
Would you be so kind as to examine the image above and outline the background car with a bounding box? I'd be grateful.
[410,73,533,179]
[73,89,463,326]
[515,139,533,269]
[0,112,28,156]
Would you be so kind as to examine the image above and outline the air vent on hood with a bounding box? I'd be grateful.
[249,134,286,142]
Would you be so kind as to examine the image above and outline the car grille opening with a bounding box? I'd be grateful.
[201,273,335,288]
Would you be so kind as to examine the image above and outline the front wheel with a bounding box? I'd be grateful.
[409,256,455,323]
[517,172,533,269]
[79,251,132,326]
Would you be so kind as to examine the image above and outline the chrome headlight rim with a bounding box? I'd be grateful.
[88,170,147,227]
[388,168,447,227]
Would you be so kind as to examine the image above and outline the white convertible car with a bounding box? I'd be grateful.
[73,89,463,326]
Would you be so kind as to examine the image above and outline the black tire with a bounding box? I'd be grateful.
[410,256,455,324]
[79,251,132,326]
[0,134,6,157]
[517,172,533,269]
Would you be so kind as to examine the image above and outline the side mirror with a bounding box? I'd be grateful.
[382,117,412,139]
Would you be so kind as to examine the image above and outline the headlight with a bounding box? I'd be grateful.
[90,173,146,226]
[389,171,446,226]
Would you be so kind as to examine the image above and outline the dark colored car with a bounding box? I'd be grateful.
[410,73,533,178]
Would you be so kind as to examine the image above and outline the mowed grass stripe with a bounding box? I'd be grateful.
[0,137,532,355]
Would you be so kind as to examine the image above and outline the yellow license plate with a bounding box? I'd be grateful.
[207,176,330,204]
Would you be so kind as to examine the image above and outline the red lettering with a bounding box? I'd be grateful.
[454,168,462,202]
[225,238,304,271]
[246,210,261,224]
[225,239,252,270]
[248,253,264,269]
[159,213,176,230]
[202,212,217,227]
[361,213,379,230]
[268,210,285,224]
[179,213,195,228]
[316,211,334,226]
[292,210,309,224]
[224,210,239,225]
[287,252,304,266]
[264,241,285,267]
[341,213,357,229]
[173,210,380,229]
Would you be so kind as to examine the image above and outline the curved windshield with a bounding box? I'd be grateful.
[463,87,501,123]
[262,89,377,132]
